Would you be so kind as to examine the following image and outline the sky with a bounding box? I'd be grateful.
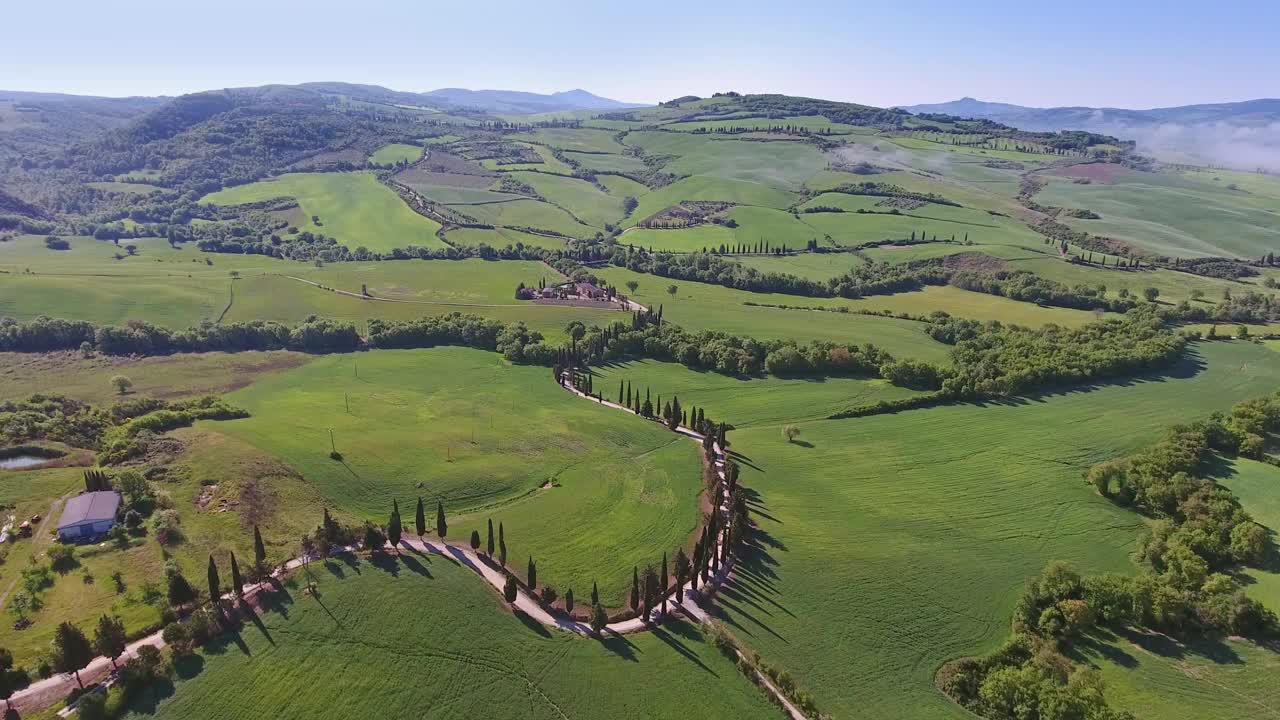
[4,0,1278,108]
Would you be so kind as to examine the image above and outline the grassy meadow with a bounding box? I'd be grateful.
[591,266,954,363]
[704,340,1280,719]
[201,173,446,251]
[215,347,704,606]
[122,556,777,720]
[368,143,423,165]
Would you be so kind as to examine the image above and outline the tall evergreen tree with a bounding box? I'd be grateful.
[436,501,447,538]
[674,548,690,603]
[230,552,244,602]
[503,575,518,603]
[387,500,402,550]
[527,557,537,590]
[487,518,495,556]
[499,522,507,567]
[618,381,624,404]
[661,552,669,615]
[591,580,599,606]
[565,587,574,614]
[253,525,267,572]
[590,602,608,635]
[641,565,658,622]
[470,530,481,551]
[630,566,640,611]
[207,555,221,606]
[415,497,426,537]
[52,622,93,689]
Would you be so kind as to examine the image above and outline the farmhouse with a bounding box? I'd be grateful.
[56,491,121,542]
[575,281,605,299]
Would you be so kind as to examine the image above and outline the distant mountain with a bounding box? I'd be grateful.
[421,88,645,114]
[902,97,1280,170]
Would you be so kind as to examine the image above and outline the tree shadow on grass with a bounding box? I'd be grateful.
[368,551,400,577]
[651,623,718,676]
[124,678,176,715]
[323,559,347,579]
[398,553,433,579]
[598,630,639,662]
[173,653,204,680]
[513,608,551,638]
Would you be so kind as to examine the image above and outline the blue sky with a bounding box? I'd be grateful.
[4,0,1277,108]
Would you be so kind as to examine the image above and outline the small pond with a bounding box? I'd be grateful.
[0,456,50,470]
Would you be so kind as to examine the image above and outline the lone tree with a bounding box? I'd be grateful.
[591,580,599,606]
[93,614,127,669]
[253,525,267,576]
[207,555,221,607]
[625,280,639,294]
[110,375,132,396]
[527,557,537,590]
[783,424,800,443]
[503,575,518,603]
[229,552,244,603]
[415,497,426,538]
[565,587,575,614]
[666,284,678,298]
[590,603,608,636]
[486,519,495,556]
[387,501,402,551]
[470,530,481,552]
[52,622,93,688]
[1143,287,1160,302]
[436,501,447,538]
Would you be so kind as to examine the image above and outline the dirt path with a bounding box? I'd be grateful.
[0,495,66,610]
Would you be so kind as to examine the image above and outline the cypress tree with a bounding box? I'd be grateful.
[387,500,402,550]
[415,497,426,537]
[590,603,608,635]
[565,587,574,614]
[691,543,702,592]
[527,557,537,590]
[661,552,669,615]
[591,580,599,606]
[486,518,495,555]
[436,501,447,538]
[230,552,244,601]
[207,555,221,606]
[618,381,624,404]
[470,530,481,551]
[498,522,507,567]
[253,525,267,571]
[630,567,640,611]
[674,548,689,603]
[503,575,518,603]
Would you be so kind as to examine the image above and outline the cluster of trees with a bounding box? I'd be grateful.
[928,311,1186,398]
[368,313,553,364]
[0,315,360,356]
[820,181,961,208]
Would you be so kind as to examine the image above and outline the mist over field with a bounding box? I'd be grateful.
[1123,120,1280,171]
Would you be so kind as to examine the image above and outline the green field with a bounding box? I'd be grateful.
[622,176,798,229]
[508,171,624,228]
[847,285,1109,327]
[216,347,703,605]
[708,340,1280,719]
[1037,168,1280,258]
[448,197,595,238]
[734,252,864,281]
[368,143,423,165]
[592,266,954,363]
[443,227,569,251]
[564,151,648,174]
[124,556,777,720]
[591,359,928,427]
[201,173,446,252]
[1005,256,1280,306]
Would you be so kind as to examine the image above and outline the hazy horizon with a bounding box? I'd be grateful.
[4,0,1277,109]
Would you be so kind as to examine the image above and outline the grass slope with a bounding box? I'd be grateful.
[201,173,446,252]
[124,556,777,720]
[711,341,1280,719]
[217,347,703,605]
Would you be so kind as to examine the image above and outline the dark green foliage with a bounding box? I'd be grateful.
[590,603,608,635]
[503,574,518,603]
[387,501,402,549]
[167,572,195,607]
[527,557,537,591]
[415,497,426,538]
[470,530,481,551]
[51,622,93,688]
[229,552,244,600]
[591,580,599,607]
[93,614,127,667]
[498,522,506,568]
[564,587,574,614]
[206,555,221,605]
[362,522,386,553]
[253,525,267,569]
[435,501,447,539]
[673,548,690,604]
[486,518,495,556]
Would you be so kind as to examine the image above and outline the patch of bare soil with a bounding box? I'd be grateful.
[876,197,926,211]
[1047,162,1128,184]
